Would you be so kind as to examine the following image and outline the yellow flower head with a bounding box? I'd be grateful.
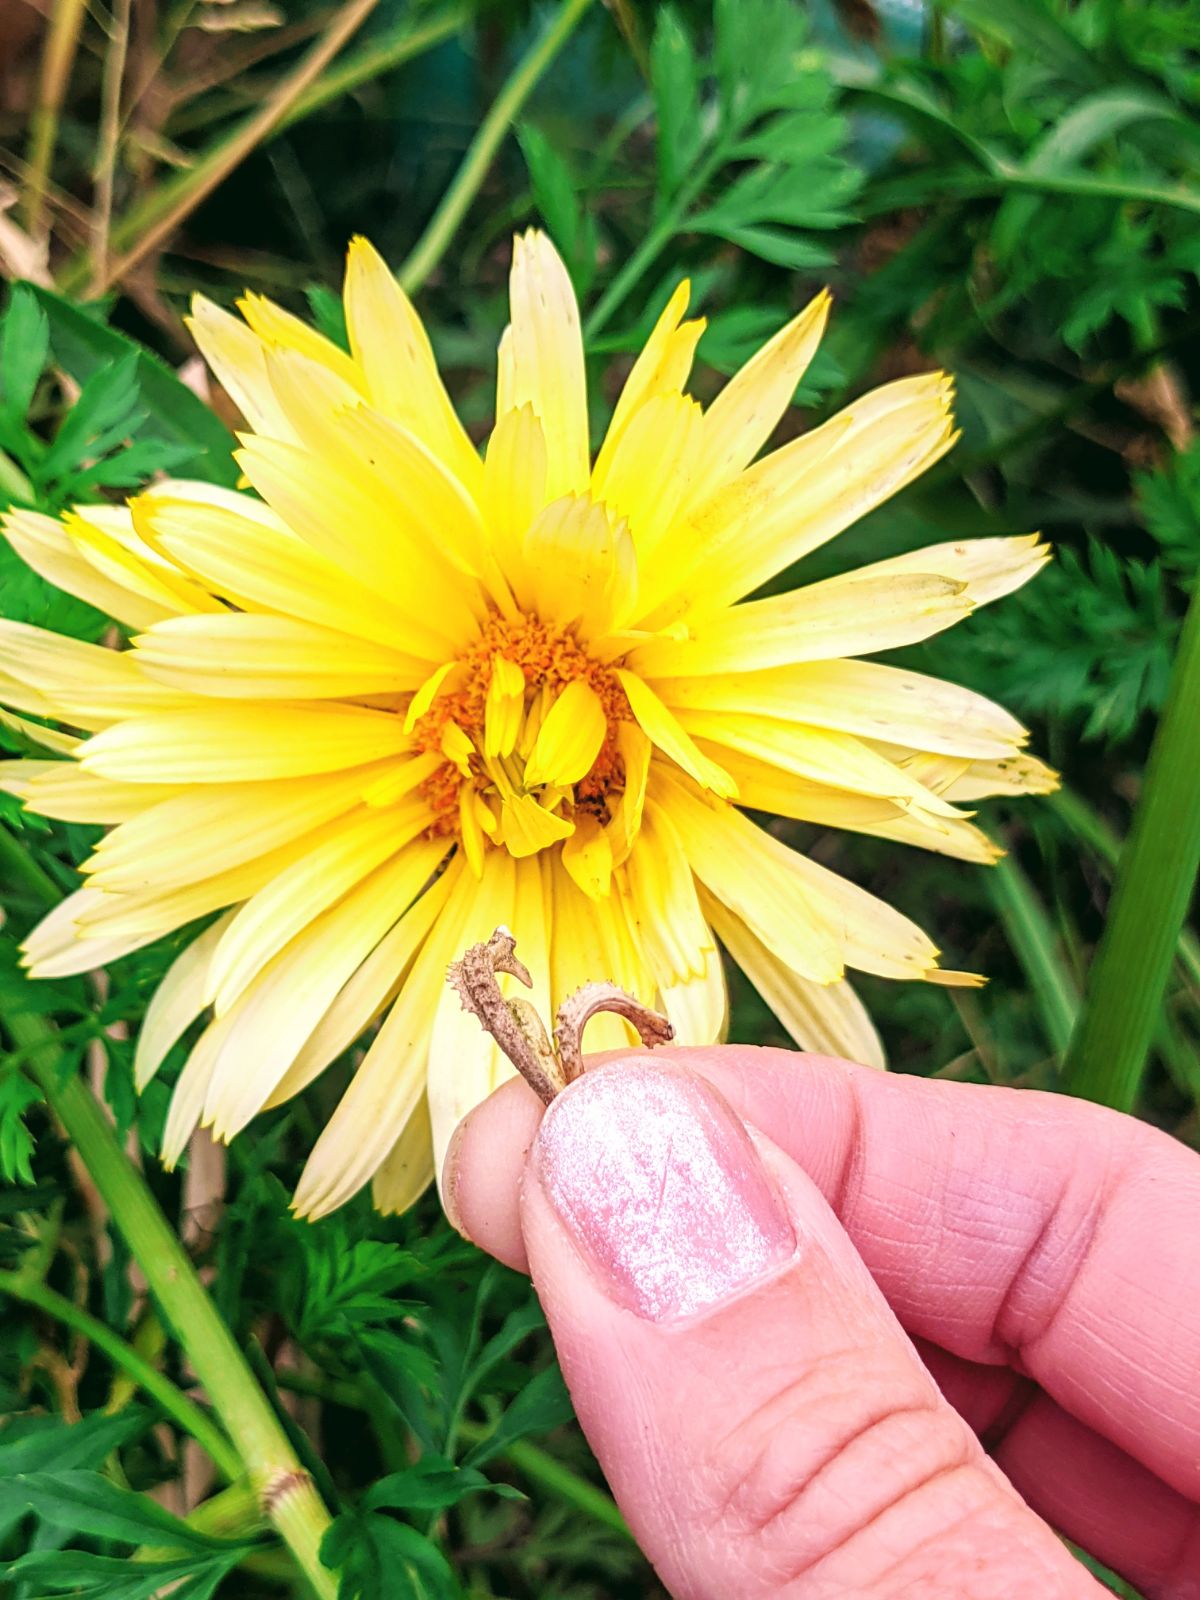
[0,231,1055,1218]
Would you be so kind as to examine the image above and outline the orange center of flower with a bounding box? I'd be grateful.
[412,615,632,839]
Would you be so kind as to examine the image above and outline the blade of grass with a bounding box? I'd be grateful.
[1064,580,1200,1109]
[399,0,595,294]
[58,0,387,297]
[988,853,1080,1058]
[23,0,89,240]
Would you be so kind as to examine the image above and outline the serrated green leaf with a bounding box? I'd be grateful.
[0,1470,253,1551]
[27,286,238,488]
[0,1070,42,1185]
[1,287,50,424]
[462,1363,573,1469]
[362,1457,523,1514]
[1,1549,240,1600]
[0,1410,150,1475]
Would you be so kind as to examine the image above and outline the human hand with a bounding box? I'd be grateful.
[444,1048,1200,1599]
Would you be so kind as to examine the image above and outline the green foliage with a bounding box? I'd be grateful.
[1,1,1199,1597]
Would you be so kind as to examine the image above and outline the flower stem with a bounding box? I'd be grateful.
[0,1267,242,1481]
[988,853,1079,1058]
[1063,580,1200,1109]
[399,0,594,295]
[4,998,338,1598]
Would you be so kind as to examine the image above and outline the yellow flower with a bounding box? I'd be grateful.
[0,231,1055,1218]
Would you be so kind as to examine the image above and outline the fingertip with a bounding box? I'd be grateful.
[441,1071,543,1272]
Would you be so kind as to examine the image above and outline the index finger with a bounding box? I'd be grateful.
[445,1045,1200,1504]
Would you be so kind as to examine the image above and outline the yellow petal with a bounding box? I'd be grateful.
[263,861,459,1113]
[929,750,1060,802]
[79,703,412,784]
[0,621,196,724]
[134,490,445,659]
[620,801,713,985]
[21,887,163,978]
[372,1098,435,1216]
[524,679,606,788]
[630,572,973,678]
[703,889,884,1068]
[2,508,173,630]
[15,762,174,822]
[604,721,651,867]
[0,705,81,753]
[684,289,831,510]
[236,289,365,392]
[561,813,613,899]
[186,295,295,439]
[657,775,843,984]
[206,804,428,1012]
[593,279,704,482]
[482,403,547,610]
[292,849,506,1219]
[662,659,1028,761]
[343,235,484,497]
[591,391,702,565]
[860,534,1051,607]
[135,913,235,1089]
[65,508,225,617]
[648,372,955,622]
[615,669,735,798]
[497,790,574,856]
[161,1007,241,1169]
[549,863,651,1052]
[524,493,638,640]
[204,838,449,1137]
[84,765,384,891]
[484,654,526,759]
[499,229,589,499]
[133,613,424,699]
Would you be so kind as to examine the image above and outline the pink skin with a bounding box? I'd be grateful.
[444,1047,1200,1600]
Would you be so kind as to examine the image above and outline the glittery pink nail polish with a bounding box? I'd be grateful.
[533,1060,795,1324]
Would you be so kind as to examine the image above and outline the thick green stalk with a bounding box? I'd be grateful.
[399,0,594,295]
[988,854,1080,1058]
[1049,787,1200,997]
[0,1269,241,1481]
[1063,581,1200,1108]
[3,1001,338,1598]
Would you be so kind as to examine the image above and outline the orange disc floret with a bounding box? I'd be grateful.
[412,614,633,837]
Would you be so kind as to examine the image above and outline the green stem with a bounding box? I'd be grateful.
[4,1004,338,1598]
[23,0,89,239]
[398,0,594,295]
[1063,580,1200,1109]
[988,854,1080,1058]
[0,824,62,902]
[1048,787,1200,997]
[0,1269,242,1481]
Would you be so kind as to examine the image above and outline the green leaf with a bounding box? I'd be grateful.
[324,1508,460,1600]
[0,1410,150,1475]
[1,1549,240,1600]
[650,8,702,201]
[0,286,50,424]
[37,353,142,482]
[362,1457,523,1514]
[27,286,238,488]
[517,125,595,294]
[0,1471,252,1551]
[0,1069,43,1184]
[462,1363,574,1469]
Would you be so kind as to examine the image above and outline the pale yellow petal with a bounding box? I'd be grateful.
[703,889,884,1068]
[186,295,295,439]
[662,659,1028,761]
[2,508,173,629]
[206,804,429,1012]
[0,705,82,752]
[849,534,1051,608]
[161,1007,240,1170]
[21,886,162,976]
[135,913,235,1089]
[647,372,955,622]
[84,765,386,891]
[482,403,547,609]
[263,862,459,1112]
[236,289,364,391]
[204,838,448,1138]
[550,862,652,1052]
[683,289,831,510]
[923,750,1060,802]
[343,235,484,496]
[620,801,713,985]
[65,508,225,617]
[615,669,735,797]
[524,494,638,640]
[79,703,412,783]
[591,391,702,565]
[657,774,843,984]
[133,613,425,699]
[501,229,589,499]
[593,279,704,482]
[656,942,727,1047]
[0,621,196,724]
[371,1098,435,1216]
[631,571,972,679]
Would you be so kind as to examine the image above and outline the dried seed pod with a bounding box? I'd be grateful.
[447,927,674,1105]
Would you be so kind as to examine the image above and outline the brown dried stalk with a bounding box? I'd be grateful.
[447,928,674,1105]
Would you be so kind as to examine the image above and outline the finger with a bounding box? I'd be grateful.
[446,1046,1200,1504]
[516,1057,1104,1599]
[918,1342,1200,1600]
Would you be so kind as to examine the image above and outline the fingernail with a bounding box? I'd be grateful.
[533,1060,795,1324]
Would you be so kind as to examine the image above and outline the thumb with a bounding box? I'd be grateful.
[509,1058,1104,1599]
